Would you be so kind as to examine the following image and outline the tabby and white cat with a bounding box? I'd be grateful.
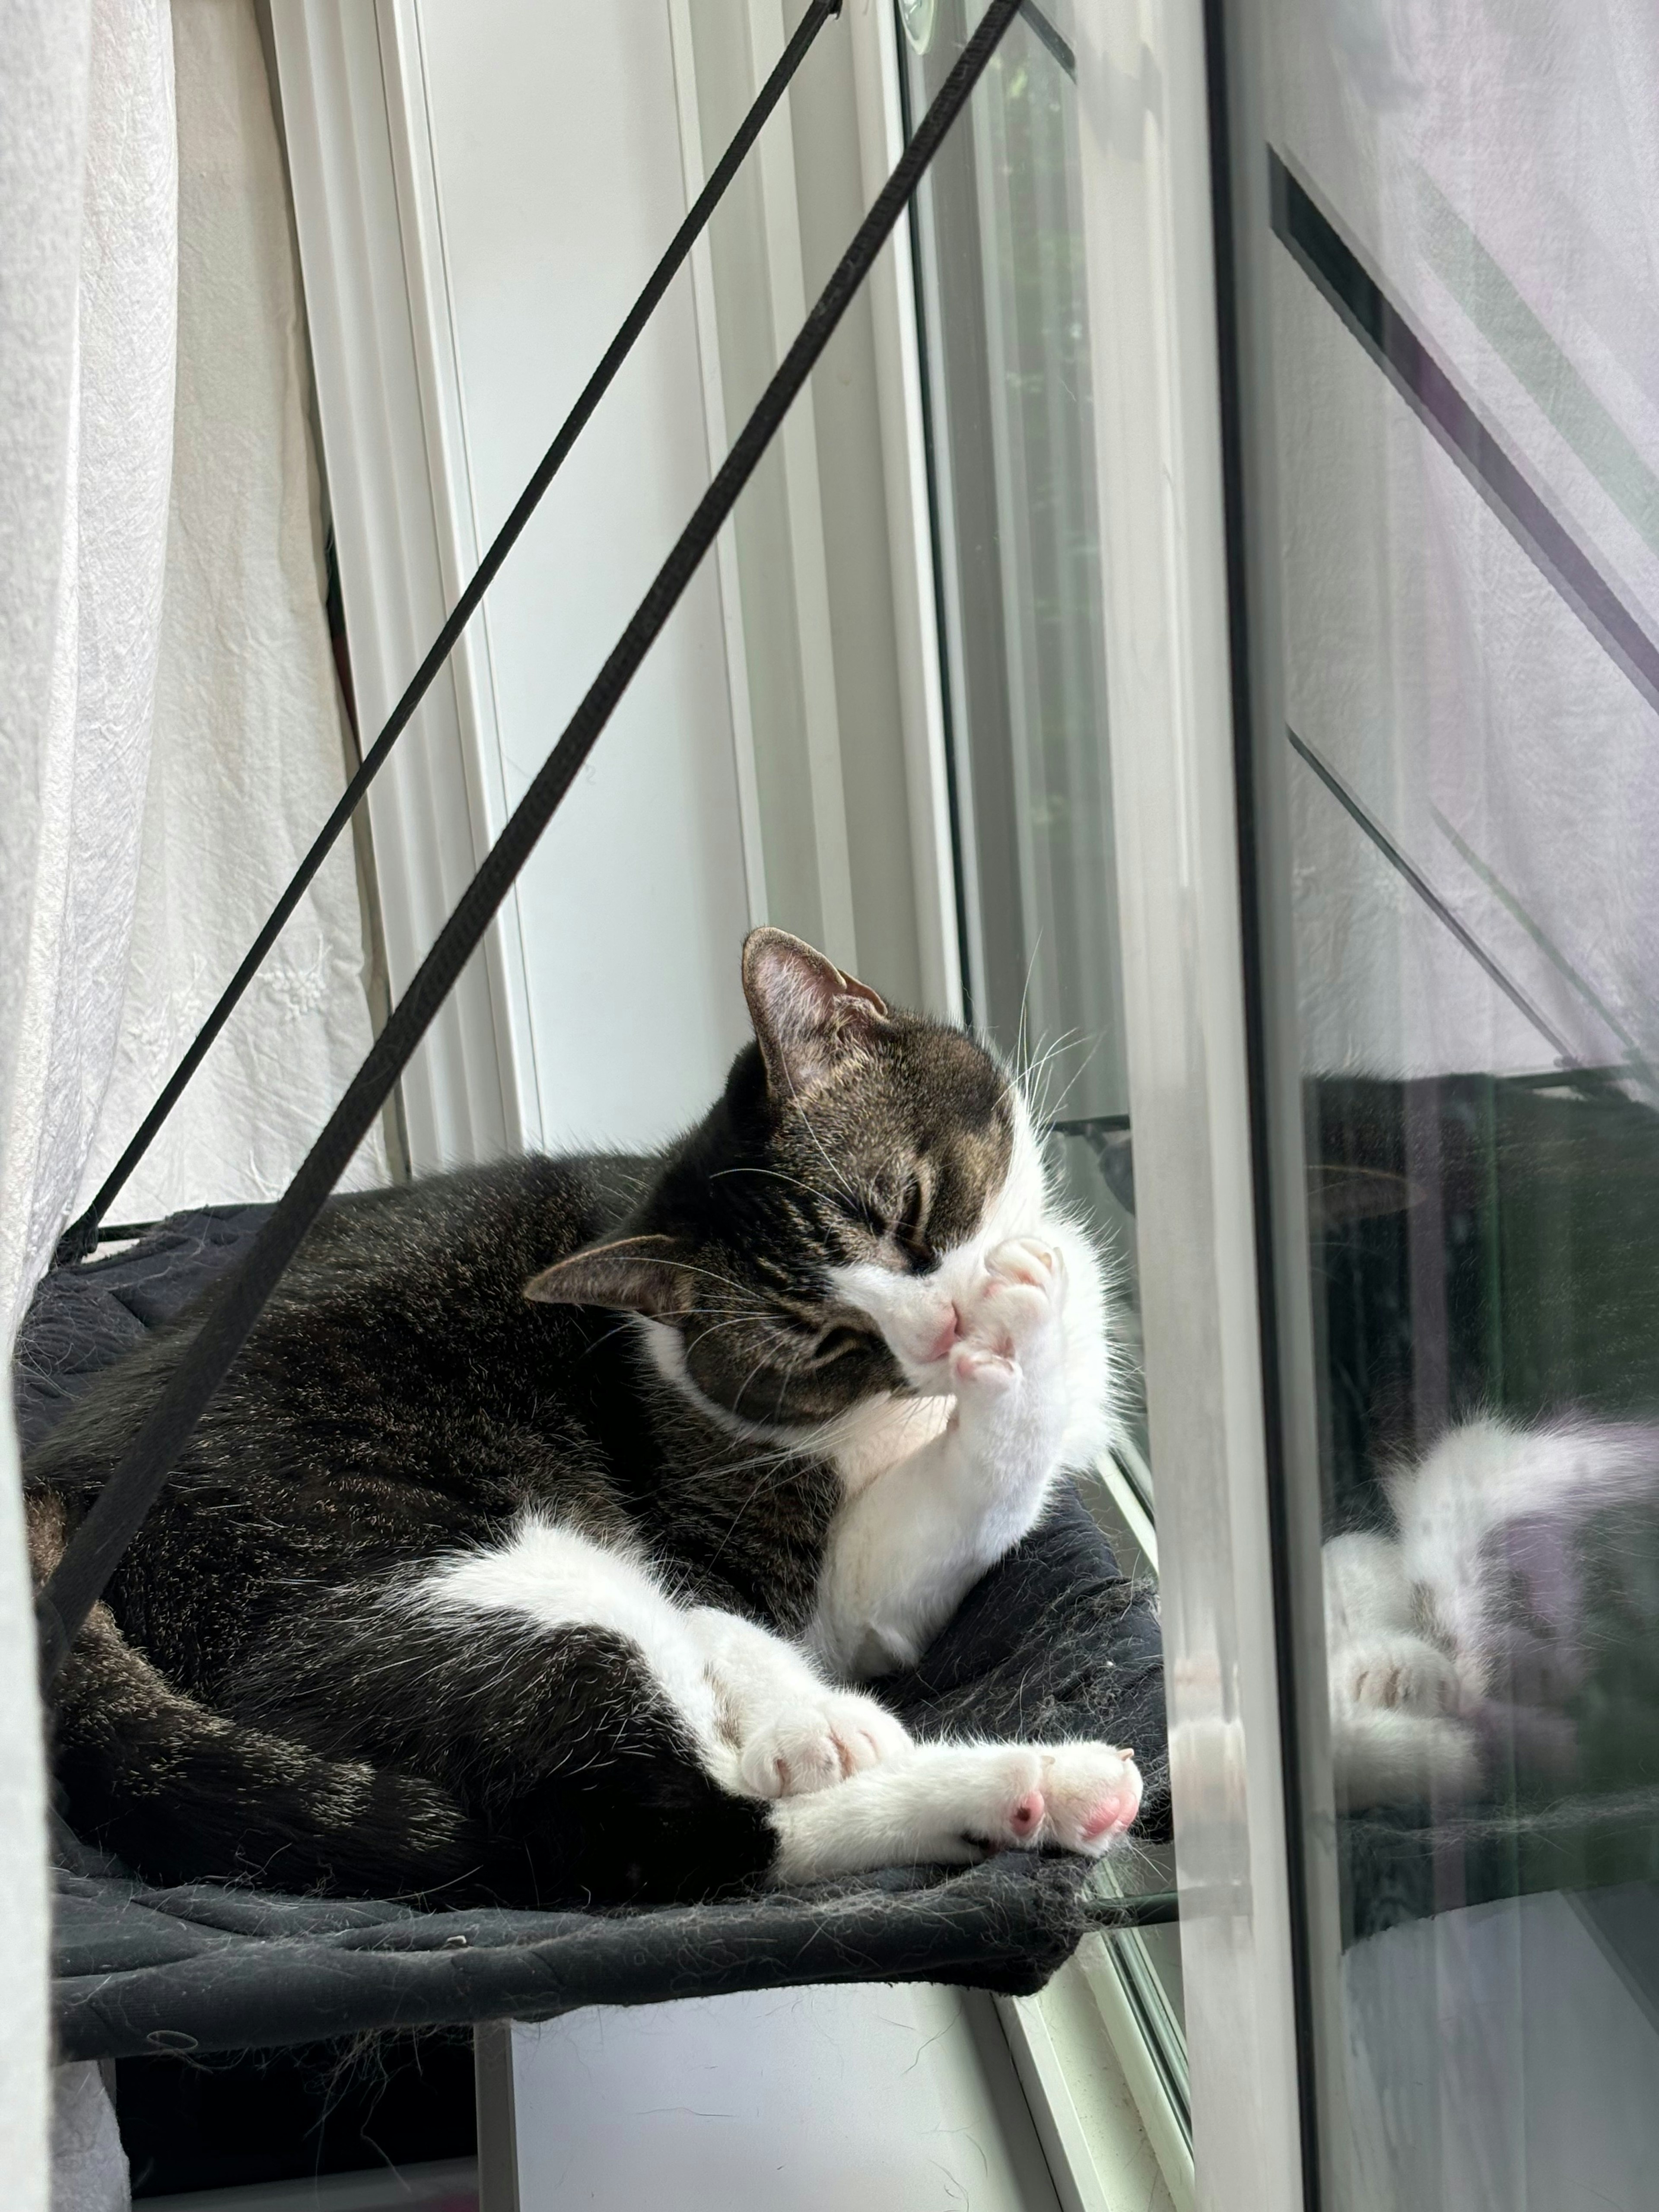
[30,930,1142,1904]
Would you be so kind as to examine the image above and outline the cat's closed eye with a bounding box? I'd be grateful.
[834,1179,935,1272]
[811,1322,877,1367]
[892,1176,936,1274]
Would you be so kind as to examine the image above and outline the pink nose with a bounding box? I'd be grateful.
[922,1307,960,1364]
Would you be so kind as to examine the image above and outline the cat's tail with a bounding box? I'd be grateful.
[50,1598,497,1899]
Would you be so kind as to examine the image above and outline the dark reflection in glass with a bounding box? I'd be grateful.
[1241,0,1659,2193]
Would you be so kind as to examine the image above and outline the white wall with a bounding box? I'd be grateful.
[410,0,754,1150]
[510,1984,1060,2212]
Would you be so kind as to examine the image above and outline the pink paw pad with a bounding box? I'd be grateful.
[989,1237,1060,1288]
[1080,1754,1143,1840]
[1081,1791,1137,1840]
[952,1343,1014,1388]
[1008,1789,1046,1838]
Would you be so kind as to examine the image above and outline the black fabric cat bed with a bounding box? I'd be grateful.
[22,1210,1173,2062]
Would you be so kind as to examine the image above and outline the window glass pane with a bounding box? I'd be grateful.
[898,0,1180,2054]
[899,0,1147,1483]
[1243,5,1659,2200]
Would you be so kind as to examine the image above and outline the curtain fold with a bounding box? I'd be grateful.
[76,0,387,1223]
[1,3,177,2206]
[0,0,177,1341]
[3,3,391,2202]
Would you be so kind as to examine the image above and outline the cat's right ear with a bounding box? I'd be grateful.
[524,1234,694,1317]
[742,926,889,1102]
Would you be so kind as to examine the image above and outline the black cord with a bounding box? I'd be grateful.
[1080,1888,1180,1930]
[35,0,1027,1686]
[1017,0,1075,80]
[1286,725,1573,1064]
[54,0,842,1269]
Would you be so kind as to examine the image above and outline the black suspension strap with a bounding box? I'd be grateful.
[54,0,842,1270]
[35,0,1026,1684]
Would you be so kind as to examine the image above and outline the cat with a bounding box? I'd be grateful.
[1326,1411,1659,1807]
[28,928,1143,1906]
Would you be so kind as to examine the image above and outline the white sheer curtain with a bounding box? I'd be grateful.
[0,0,176,1347]
[3,2,391,2205]
[1,1,176,2205]
[78,0,387,1224]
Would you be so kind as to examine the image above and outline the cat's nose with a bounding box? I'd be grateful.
[922,1306,960,1364]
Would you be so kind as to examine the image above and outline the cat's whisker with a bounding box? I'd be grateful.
[728,1345,783,1421]
[1015,1024,1086,1128]
[1012,931,1046,1108]
[1040,1029,1109,1128]
[708,1164,822,1203]
[655,1258,757,1302]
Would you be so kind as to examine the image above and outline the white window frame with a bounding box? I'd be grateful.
[1070,1,1308,2204]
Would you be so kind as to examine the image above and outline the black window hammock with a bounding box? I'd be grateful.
[24,0,1176,2067]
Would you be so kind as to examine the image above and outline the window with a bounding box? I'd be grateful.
[898,1,1186,2190]
[900,2,1145,1487]
[1220,2,1659,2204]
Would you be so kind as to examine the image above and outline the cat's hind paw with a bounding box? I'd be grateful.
[765,1739,1143,1883]
[736,1689,912,1800]
[1036,1742,1143,1852]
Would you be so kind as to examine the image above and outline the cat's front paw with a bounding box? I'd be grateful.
[736,1689,912,1800]
[949,1237,1066,1396]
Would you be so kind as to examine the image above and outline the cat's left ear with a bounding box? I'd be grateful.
[742,926,889,1101]
[524,1233,694,1317]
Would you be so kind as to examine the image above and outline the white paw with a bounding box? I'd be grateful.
[956,1742,1142,1858]
[764,1739,1144,1883]
[949,1238,1066,1395]
[1332,1709,1483,1808]
[1036,1743,1143,1853]
[737,1690,912,1800]
[1334,1634,1465,1718]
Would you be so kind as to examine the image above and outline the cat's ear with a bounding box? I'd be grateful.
[524,1234,693,1317]
[741,927,889,1101]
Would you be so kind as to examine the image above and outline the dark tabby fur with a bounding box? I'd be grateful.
[29,933,1020,1907]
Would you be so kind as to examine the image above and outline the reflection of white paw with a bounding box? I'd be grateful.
[1336,1634,1465,1717]
[1332,1709,1482,1808]
[737,1691,912,1800]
